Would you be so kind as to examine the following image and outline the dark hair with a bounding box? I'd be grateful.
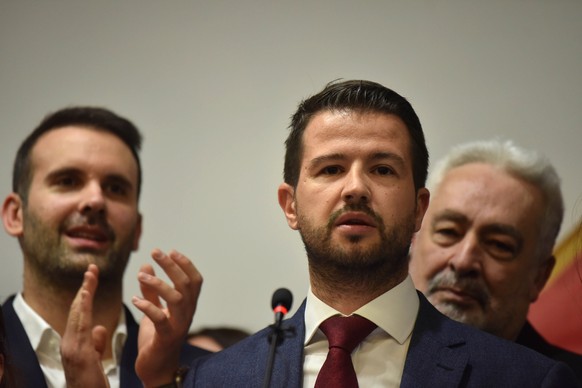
[284,80,429,190]
[12,106,143,202]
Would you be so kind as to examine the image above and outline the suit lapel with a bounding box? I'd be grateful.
[260,300,306,388]
[401,294,468,388]
[263,296,469,388]
[2,295,49,388]
[119,305,143,387]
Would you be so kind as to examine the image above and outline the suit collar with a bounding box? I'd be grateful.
[268,295,470,388]
[401,293,469,388]
[3,296,144,388]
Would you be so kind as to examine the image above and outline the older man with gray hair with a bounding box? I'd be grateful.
[410,139,582,380]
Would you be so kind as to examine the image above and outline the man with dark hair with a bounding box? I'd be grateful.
[62,82,580,387]
[1,107,207,387]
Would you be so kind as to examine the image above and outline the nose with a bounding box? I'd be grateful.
[79,181,106,216]
[448,234,482,277]
[341,167,371,205]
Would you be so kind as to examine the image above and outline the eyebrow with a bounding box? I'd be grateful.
[481,223,524,247]
[45,167,135,191]
[432,209,524,246]
[45,167,83,182]
[308,152,406,169]
[431,209,469,228]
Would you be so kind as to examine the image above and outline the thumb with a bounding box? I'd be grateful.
[92,326,108,357]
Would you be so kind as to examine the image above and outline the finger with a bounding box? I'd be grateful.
[151,249,189,287]
[137,269,184,315]
[168,249,203,292]
[166,250,203,320]
[153,249,202,310]
[138,263,163,308]
[84,263,99,296]
[132,295,172,335]
[92,326,108,357]
[67,265,99,334]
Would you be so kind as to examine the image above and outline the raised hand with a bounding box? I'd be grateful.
[133,249,203,387]
[60,264,110,388]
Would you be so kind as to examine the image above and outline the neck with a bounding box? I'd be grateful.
[309,263,408,315]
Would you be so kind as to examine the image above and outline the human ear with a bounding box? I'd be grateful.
[2,193,24,237]
[278,183,298,230]
[413,188,430,232]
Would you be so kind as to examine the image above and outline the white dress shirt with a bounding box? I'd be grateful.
[13,293,127,388]
[303,275,419,388]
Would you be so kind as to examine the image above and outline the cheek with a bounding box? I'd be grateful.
[417,237,450,274]
[423,251,449,279]
[297,188,336,217]
[26,202,69,229]
[481,264,524,297]
[411,239,448,288]
[111,207,139,228]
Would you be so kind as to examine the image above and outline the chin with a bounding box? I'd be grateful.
[435,302,485,327]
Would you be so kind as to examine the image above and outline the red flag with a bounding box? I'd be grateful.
[528,220,582,354]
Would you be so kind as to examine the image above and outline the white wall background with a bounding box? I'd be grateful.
[1,1,581,333]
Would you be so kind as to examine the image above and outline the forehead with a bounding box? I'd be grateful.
[301,110,412,159]
[430,163,545,229]
[29,126,138,183]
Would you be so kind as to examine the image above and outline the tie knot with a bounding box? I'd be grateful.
[319,315,377,353]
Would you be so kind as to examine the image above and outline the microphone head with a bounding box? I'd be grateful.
[271,288,293,312]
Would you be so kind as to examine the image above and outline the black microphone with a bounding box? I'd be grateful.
[271,288,293,328]
[263,288,293,388]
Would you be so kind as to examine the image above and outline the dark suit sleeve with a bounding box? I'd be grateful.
[542,362,582,388]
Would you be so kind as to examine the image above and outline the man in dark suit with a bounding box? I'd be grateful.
[133,80,579,387]
[409,139,582,381]
[1,107,208,387]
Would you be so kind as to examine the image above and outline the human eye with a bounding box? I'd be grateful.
[57,176,77,187]
[432,222,462,245]
[320,165,343,175]
[52,174,81,189]
[485,237,519,261]
[104,180,131,197]
[107,183,126,195]
[373,165,395,176]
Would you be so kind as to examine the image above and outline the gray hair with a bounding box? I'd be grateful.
[428,139,564,261]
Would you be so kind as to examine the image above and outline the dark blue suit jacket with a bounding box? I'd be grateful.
[185,294,580,387]
[2,295,209,387]
[517,321,582,382]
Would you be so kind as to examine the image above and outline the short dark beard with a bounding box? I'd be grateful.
[20,207,132,295]
[299,203,415,293]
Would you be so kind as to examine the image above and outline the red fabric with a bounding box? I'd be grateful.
[314,315,377,388]
[528,254,582,354]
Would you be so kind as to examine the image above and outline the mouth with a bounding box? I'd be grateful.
[432,286,484,307]
[65,226,111,250]
[334,212,377,228]
[332,212,378,237]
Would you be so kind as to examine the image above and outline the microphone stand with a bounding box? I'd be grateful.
[262,310,285,388]
[263,288,293,388]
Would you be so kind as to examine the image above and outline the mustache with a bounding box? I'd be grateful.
[327,203,384,229]
[63,214,116,241]
[426,270,490,308]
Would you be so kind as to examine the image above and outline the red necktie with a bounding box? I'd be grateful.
[314,315,377,388]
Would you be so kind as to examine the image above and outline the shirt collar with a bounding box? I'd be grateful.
[13,292,128,366]
[304,275,419,345]
[13,293,52,353]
